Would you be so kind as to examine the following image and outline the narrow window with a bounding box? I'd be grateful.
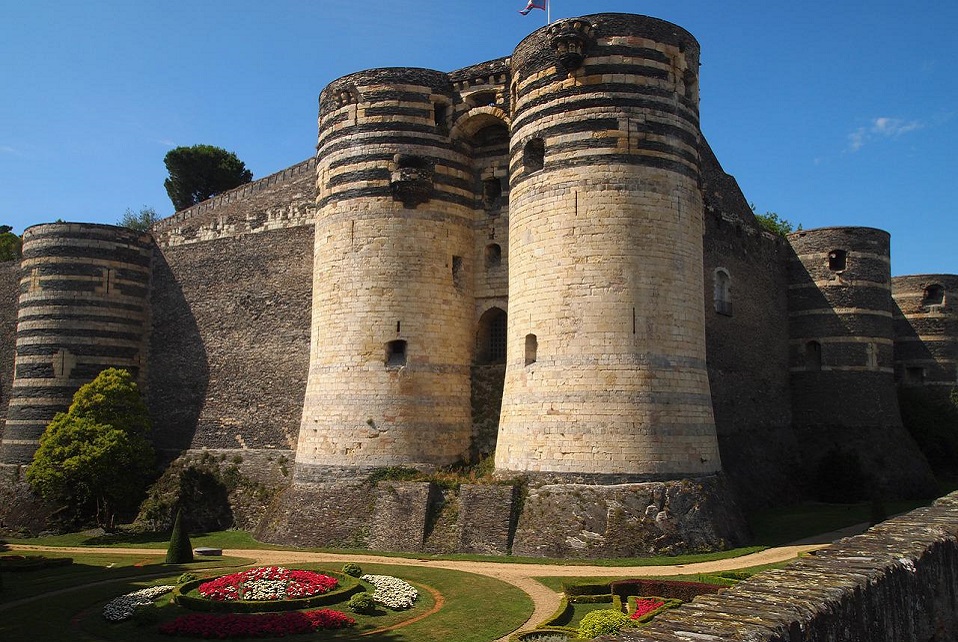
[485,243,501,268]
[467,91,497,108]
[452,255,463,288]
[713,268,732,316]
[525,334,538,366]
[386,340,407,367]
[805,341,822,371]
[923,284,945,307]
[828,249,847,272]
[523,139,545,173]
[433,102,448,132]
[483,177,503,209]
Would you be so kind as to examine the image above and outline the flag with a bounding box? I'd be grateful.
[519,0,546,15]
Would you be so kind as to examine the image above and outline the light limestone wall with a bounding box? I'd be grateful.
[496,15,721,478]
[296,70,476,470]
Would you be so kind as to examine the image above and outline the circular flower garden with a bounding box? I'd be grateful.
[98,564,423,639]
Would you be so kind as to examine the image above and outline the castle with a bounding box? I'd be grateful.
[0,13,953,556]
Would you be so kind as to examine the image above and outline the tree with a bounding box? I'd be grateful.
[0,225,22,262]
[163,145,253,211]
[750,203,800,236]
[119,206,160,232]
[165,507,194,564]
[26,368,155,528]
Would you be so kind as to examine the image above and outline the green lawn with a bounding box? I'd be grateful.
[0,554,532,642]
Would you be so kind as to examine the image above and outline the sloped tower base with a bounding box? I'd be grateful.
[511,475,748,558]
[256,473,747,558]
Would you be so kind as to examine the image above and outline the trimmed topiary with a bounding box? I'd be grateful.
[342,562,363,578]
[166,507,194,564]
[347,591,376,614]
[578,609,630,639]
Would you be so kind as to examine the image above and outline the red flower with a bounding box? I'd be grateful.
[158,609,355,638]
[630,598,666,620]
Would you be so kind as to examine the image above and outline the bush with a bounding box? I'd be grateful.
[347,591,376,614]
[578,609,630,638]
[166,507,194,564]
[178,572,198,584]
[131,604,162,626]
[562,581,610,596]
[342,563,363,578]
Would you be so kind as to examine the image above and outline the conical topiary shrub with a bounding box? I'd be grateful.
[165,507,193,564]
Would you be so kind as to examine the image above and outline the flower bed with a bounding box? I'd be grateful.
[103,585,175,622]
[198,567,337,602]
[630,598,665,620]
[175,569,361,613]
[360,574,418,610]
[0,554,73,572]
[158,608,354,638]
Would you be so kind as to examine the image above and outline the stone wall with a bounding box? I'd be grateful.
[700,144,800,509]
[152,158,316,247]
[892,273,958,387]
[148,225,313,454]
[608,492,958,642]
[0,261,20,426]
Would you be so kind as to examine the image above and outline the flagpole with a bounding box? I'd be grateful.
[547,0,551,23]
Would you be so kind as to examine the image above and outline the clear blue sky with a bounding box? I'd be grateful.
[1,0,954,275]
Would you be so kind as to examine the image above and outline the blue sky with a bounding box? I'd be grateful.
[1,0,954,275]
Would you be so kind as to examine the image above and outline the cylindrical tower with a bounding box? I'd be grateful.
[787,227,935,496]
[0,223,153,463]
[295,68,475,476]
[496,14,722,479]
[891,274,958,388]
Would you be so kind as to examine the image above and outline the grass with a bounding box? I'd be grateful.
[748,498,934,547]
[2,528,276,551]
[0,555,532,642]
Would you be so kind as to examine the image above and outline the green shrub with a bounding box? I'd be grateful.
[177,572,198,584]
[347,591,376,614]
[131,604,162,626]
[563,581,610,596]
[342,562,363,578]
[165,507,193,564]
[578,609,630,638]
[568,593,612,604]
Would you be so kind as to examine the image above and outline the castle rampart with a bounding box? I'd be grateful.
[0,223,153,463]
[151,157,317,247]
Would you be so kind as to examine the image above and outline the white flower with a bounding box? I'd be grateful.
[360,574,418,610]
[102,585,175,622]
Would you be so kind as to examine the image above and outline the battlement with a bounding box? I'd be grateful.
[151,157,317,247]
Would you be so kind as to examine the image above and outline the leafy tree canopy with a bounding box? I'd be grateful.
[0,225,22,262]
[26,368,154,527]
[119,206,160,232]
[750,204,800,236]
[163,144,253,211]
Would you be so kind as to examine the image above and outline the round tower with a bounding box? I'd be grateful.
[0,223,153,463]
[891,274,958,387]
[295,68,475,476]
[495,14,722,479]
[786,227,936,496]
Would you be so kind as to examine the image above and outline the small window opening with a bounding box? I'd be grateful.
[433,102,448,132]
[923,284,945,307]
[828,249,847,272]
[905,366,925,384]
[713,269,732,316]
[805,341,822,371]
[396,321,401,334]
[485,243,501,268]
[483,177,503,209]
[452,255,463,288]
[523,139,545,173]
[386,340,407,367]
[524,334,538,366]
[396,154,430,170]
[467,91,497,108]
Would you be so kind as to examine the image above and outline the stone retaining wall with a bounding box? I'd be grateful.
[608,492,958,642]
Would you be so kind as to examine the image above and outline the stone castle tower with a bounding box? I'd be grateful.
[0,13,950,555]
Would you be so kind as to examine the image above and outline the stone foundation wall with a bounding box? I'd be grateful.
[609,492,958,642]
